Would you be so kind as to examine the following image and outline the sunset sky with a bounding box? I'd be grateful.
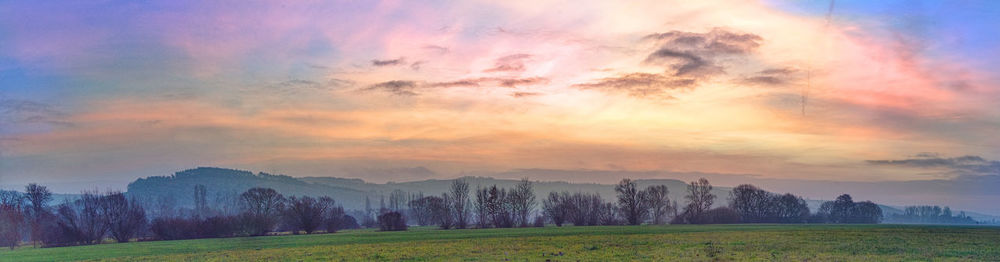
[1,1,999,212]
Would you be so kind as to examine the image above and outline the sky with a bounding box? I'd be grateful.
[1,1,999,213]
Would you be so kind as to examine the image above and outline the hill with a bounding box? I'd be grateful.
[125,167,999,223]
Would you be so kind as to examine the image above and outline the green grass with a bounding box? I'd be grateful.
[2,224,999,261]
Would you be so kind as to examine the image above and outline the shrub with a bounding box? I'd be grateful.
[532,216,546,227]
[377,211,407,231]
[702,207,741,224]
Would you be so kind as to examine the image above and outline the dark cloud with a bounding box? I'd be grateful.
[573,73,696,98]
[371,57,406,67]
[643,28,762,55]
[511,92,541,98]
[362,80,418,96]
[427,80,480,88]
[643,28,762,77]
[363,77,549,96]
[868,155,1000,176]
[409,61,425,71]
[0,99,71,127]
[485,54,532,72]
[644,49,722,77]
[430,77,548,88]
[496,77,548,87]
[738,68,799,86]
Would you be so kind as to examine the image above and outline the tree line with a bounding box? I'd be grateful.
[885,205,977,224]
[0,177,892,249]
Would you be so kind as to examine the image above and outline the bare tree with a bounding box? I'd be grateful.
[449,179,471,229]
[729,184,772,223]
[239,187,285,236]
[646,185,671,224]
[615,179,649,225]
[510,178,536,227]
[407,196,434,226]
[388,190,407,212]
[284,196,329,234]
[682,178,716,224]
[24,183,52,247]
[474,185,490,228]
[0,203,24,249]
[322,197,346,233]
[429,194,453,229]
[564,192,598,226]
[0,190,23,206]
[193,185,208,216]
[103,192,146,243]
[542,192,567,226]
[56,192,109,245]
[486,185,513,228]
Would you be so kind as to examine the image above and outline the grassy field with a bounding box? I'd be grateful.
[1,224,999,261]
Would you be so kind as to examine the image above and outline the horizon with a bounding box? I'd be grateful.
[3,1,1000,218]
[3,165,998,217]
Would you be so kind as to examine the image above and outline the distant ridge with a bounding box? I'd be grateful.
[123,167,1000,222]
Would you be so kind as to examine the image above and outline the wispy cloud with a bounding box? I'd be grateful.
[573,73,695,99]
[484,54,533,72]
[372,57,406,67]
[868,155,1000,177]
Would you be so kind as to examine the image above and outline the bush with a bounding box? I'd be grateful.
[150,216,239,240]
[197,216,238,238]
[150,217,197,240]
[702,207,741,224]
[340,215,360,230]
[532,216,546,227]
[377,212,407,231]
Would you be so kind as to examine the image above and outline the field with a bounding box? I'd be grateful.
[1,224,999,261]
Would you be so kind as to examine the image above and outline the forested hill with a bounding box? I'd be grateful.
[125,167,719,211]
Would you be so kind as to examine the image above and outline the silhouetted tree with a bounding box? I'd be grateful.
[408,196,434,226]
[24,183,52,247]
[829,194,854,223]
[450,179,471,229]
[0,203,24,249]
[486,185,514,228]
[239,187,284,236]
[0,190,23,207]
[542,192,567,226]
[729,184,772,223]
[426,195,453,229]
[849,201,883,224]
[324,201,347,233]
[388,190,407,212]
[283,196,329,234]
[102,192,146,243]
[679,178,715,224]
[55,192,109,245]
[774,193,809,223]
[818,194,882,224]
[597,202,621,225]
[616,179,649,225]
[474,185,490,228]
[510,178,536,227]
[646,185,671,224]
